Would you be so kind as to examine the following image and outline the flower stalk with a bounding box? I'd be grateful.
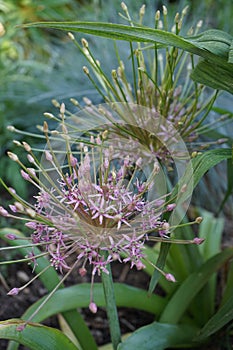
[101,251,121,350]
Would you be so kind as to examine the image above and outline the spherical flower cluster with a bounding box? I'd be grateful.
[1,127,180,312]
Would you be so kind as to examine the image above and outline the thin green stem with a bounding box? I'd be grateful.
[101,252,121,350]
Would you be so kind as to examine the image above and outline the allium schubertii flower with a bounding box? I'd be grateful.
[1,103,203,317]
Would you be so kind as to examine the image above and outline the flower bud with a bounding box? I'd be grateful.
[83,66,89,75]
[51,99,60,108]
[165,273,176,282]
[111,69,117,79]
[13,140,21,146]
[0,206,9,217]
[27,168,36,177]
[21,170,31,181]
[7,287,20,296]
[8,152,19,162]
[44,112,55,119]
[136,260,145,270]
[79,267,87,277]
[68,32,75,40]
[81,38,88,48]
[22,142,31,152]
[26,208,36,218]
[195,216,203,224]
[89,302,97,314]
[70,98,79,106]
[70,154,78,167]
[27,154,35,164]
[60,103,65,114]
[193,237,205,245]
[45,151,53,162]
[43,121,49,133]
[14,202,24,212]
[7,125,16,132]
[5,233,17,240]
[121,2,127,11]
[139,4,145,17]
[9,205,17,213]
[162,222,170,231]
[155,10,160,21]
[166,203,176,211]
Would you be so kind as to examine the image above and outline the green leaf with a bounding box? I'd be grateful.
[170,148,232,204]
[198,211,223,260]
[221,259,233,305]
[159,248,233,324]
[217,157,233,214]
[192,149,232,188]
[0,319,78,350]
[188,29,233,59]
[229,39,233,63]
[22,22,233,93]
[187,211,224,325]
[101,251,121,350]
[22,22,232,64]
[21,283,166,323]
[148,242,170,295]
[0,229,97,350]
[191,60,233,94]
[117,322,199,350]
[195,293,233,341]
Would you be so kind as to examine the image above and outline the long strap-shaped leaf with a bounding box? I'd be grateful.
[22,22,232,66]
[148,148,232,294]
[117,322,199,350]
[170,148,233,203]
[159,248,233,325]
[0,320,78,350]
[0,229,97,350]
[22,22,233,93]
[20,283,165,323]
[195,292,233,341]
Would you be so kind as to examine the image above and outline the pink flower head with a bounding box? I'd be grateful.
[2,114,188,317]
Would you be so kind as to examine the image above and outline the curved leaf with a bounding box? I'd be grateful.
[188,29,232,58]
[159,248,233,324]
[0,319,78,350]
[117,322,199,350]
[22,283,166,322]
[170,148,232,203]
[191,60,233,94]
[22,22,232,66]
[22,22,233,93]
[148,242,170,295]
[0,229,97,350]
[195,293,233,341]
